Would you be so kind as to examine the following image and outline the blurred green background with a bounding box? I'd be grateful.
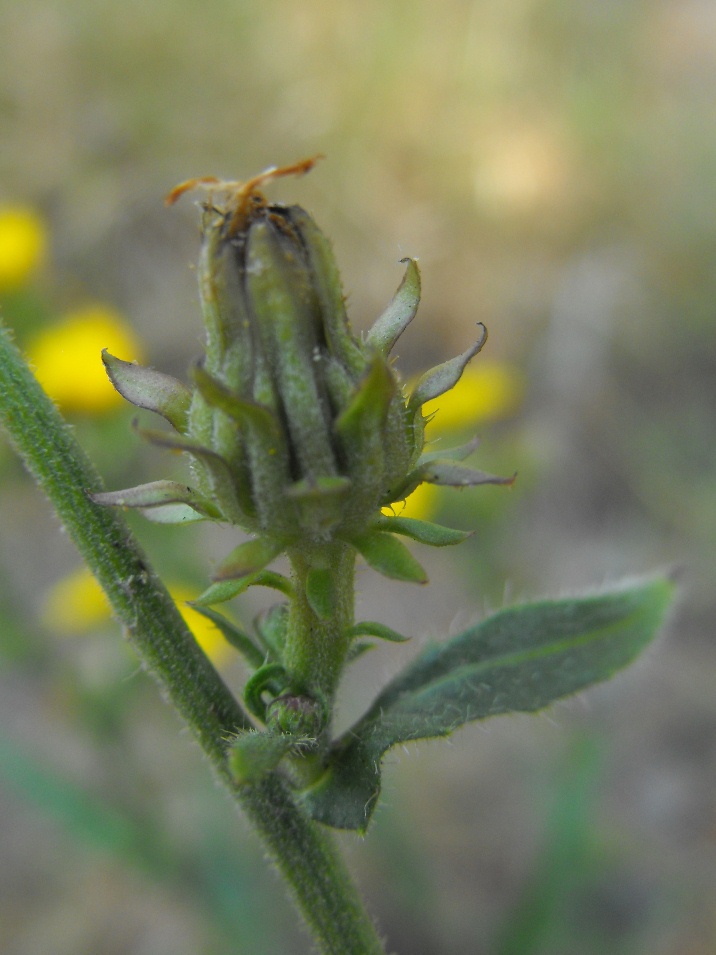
[1,1,714,953]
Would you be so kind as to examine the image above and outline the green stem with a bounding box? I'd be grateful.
[284,542,355,705]
[0,323,387,955]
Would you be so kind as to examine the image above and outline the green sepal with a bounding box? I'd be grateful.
[285,206,367,378]
[408,324,487,412]
[187,604,267,669]
[244,218,338,479]
[89,480,220,520]
[365,258,421,356]
[214,537,284,581]
[139,503,211,524]
[229,731,300,785]
[350,530,428,584]
[244,663,290,722]
[192,571,294,607]
[334,354,395,442]
[375,515,471,547]
[348,621,410,643]
[300,576,674,831]
[285,476,352,535]
[135,424,246,524]
[417,435,480,466]
[306,567,337,620]
[102,350,191,432]
[419,461,516,488]
[191,362,282,439]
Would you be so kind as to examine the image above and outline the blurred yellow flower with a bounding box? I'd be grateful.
[41,568,233,667]
[422,359,524,433]
[0,206,47,290]
[27,305,144,413]
[42,565,111,633]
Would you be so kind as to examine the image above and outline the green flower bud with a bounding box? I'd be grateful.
[95,159,512,583]
[170,159,422,548]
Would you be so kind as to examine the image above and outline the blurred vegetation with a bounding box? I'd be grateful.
[1,1,714,953]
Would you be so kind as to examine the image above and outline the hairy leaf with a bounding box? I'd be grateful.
[300,577,674,831]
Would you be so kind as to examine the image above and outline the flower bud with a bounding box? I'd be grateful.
[95,160,512,586]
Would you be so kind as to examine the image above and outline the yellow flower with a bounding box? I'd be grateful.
[42,568,234,667]
[27,305,145,413]
[0,206,47,290]
[422,359,524,433]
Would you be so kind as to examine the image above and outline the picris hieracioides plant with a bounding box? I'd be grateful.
[91,158,672,830]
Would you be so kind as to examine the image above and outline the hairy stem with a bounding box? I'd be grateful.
[0,323,387,955]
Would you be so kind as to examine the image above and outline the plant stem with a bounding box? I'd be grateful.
[285,541,355,704]
[0,323,387,955]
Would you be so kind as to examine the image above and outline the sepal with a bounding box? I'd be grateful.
[418,461,516,488]
[214,537,284,581]
[347,621,410,643]
[365,258,421,356]
[408,324,487,412]
[89,480,220,520]
[375,515,472,547]
[102,350,191,432]
[349,530,428,583]
[135,424,248,524]
[192,571,294,607]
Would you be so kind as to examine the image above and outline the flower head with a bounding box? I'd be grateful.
[93,160,513,586]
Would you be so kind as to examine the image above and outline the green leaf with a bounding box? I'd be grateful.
[365,258,421,355]
[188,605,266,669]
[408,324,487,411]
[375,515,472,547]
[300,577,674,831]
[350,531,428,584]
[192,571,294,607]
[214,537,284,581]
[102,350,191,432]
[306,567,337,620]
[348,622,410,643]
